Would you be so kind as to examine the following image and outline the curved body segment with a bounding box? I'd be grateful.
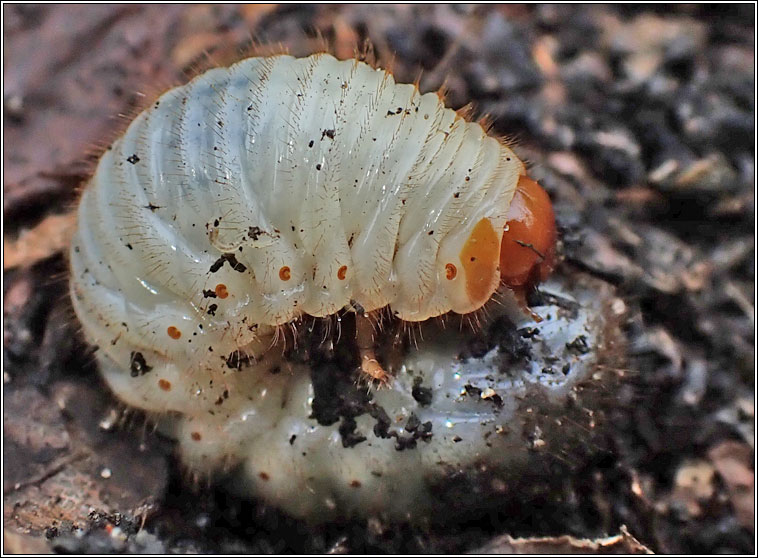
[70,53,529,382]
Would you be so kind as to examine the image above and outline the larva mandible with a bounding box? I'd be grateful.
[69,52,556,413]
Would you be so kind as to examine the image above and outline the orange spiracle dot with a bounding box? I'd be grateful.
[337,265,348,280]
[191,432,202,441]
[445,263,457,280]
[279,266,291,281]
[167,326,181,339]
[158,379,172,391]
[215,284,229,299]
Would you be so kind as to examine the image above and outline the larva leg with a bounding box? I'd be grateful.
[354,311,391,388]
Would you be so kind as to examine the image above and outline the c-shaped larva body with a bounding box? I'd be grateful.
[69,52,556,436]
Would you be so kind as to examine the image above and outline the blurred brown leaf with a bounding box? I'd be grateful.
[3,530,52,554]
[4,212,77,270]
[472,525,652,554]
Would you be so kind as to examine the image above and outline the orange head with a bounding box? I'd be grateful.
[499,174,557,293]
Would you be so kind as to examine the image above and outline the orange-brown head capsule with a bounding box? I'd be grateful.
[500,175,557,291]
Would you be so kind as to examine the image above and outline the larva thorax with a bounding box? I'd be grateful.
[71,52,533,385]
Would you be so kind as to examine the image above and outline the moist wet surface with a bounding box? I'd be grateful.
[3,4,754,554]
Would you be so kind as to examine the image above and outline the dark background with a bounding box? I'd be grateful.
[3,4,754,553]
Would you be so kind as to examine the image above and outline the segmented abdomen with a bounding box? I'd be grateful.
[70,53,523,376]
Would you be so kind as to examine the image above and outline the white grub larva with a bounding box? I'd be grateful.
[69,52,571,520]
[165,272,623,522]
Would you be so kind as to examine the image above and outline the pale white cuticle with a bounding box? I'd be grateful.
[158,276,609,521]
[67,53,603,522]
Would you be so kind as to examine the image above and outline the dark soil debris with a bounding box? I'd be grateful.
[411,376,434,406]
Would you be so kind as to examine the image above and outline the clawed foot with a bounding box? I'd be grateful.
[355,310,392,389]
